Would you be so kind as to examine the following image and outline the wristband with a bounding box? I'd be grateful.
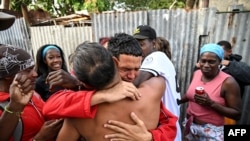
[4,106,23,117]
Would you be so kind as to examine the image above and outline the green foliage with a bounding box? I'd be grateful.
[9,0,185,16]
[83,0,97,12]
[10,0,32,11]
[10,0,85,16]
[116,0,185,10]
[96,0,111,12]
[83,0,111,13]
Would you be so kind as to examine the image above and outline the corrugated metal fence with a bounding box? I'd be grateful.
[0,18,32,54]
[0,8,249,126]
[30,25,92,65]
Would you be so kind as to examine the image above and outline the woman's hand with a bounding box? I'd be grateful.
[194,93,214,107]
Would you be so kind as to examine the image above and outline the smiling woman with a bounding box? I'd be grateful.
[35,44,68,101]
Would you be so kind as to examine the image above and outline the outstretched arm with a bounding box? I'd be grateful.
[43,80,141,120]
[46,69,141,102]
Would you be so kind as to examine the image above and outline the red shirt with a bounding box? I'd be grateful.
[151,102,178,141]
[43,90,97,120]
[0,92,45,141]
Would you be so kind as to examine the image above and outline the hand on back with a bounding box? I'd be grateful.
[102,81,141,103]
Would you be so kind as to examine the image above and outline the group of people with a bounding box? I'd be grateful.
[0,23,250,141]
[0,25,179,141]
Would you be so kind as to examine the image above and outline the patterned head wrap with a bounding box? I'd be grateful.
[0,44,34,79]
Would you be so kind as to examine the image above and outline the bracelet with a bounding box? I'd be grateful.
[4,106,23,117]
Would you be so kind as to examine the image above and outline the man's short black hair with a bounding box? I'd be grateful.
[217,40,232,50]
[108,33,142,59]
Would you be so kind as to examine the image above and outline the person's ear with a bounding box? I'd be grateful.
[112,56,119,67]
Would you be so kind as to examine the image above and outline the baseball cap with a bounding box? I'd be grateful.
[133,25,156,40]
[0,12,16,31]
